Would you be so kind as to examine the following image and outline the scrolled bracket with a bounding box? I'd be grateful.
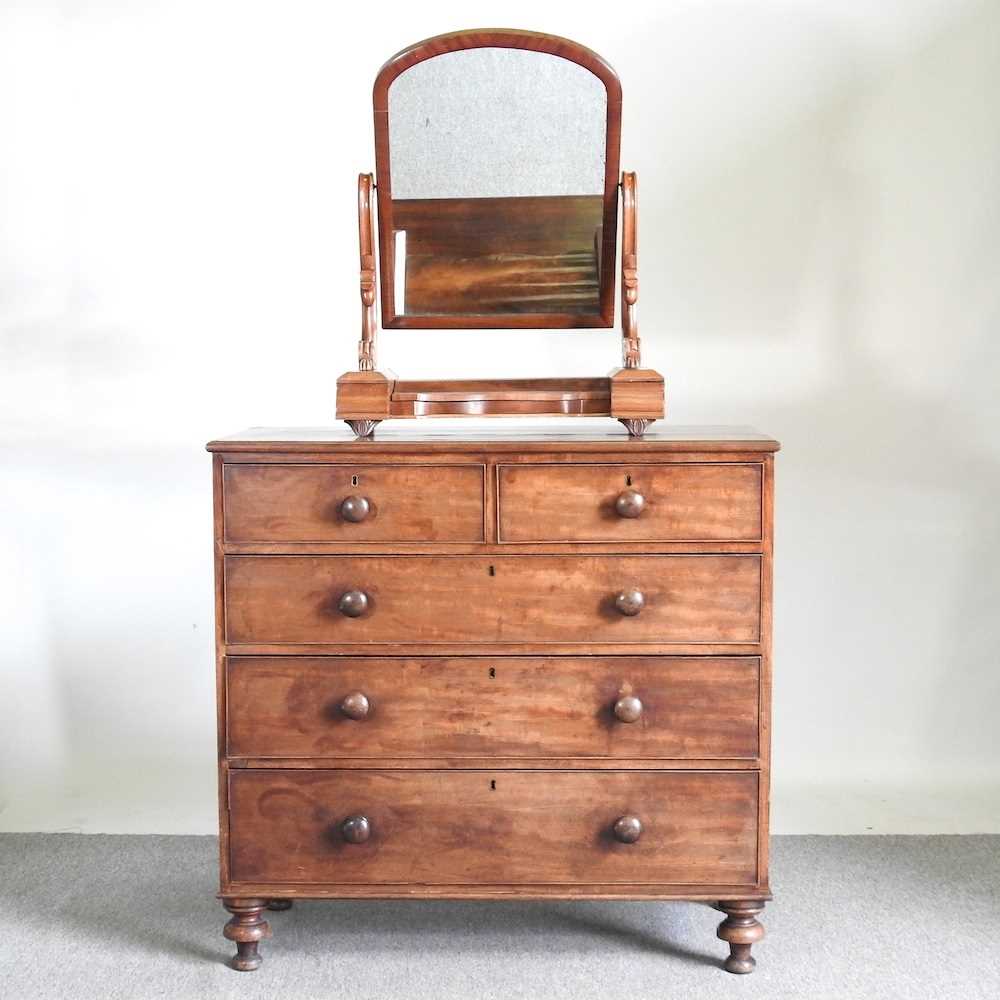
[358,173,378,372]
[620,172,640,369]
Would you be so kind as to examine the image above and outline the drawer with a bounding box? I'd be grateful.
[223,464,485,543]
[498,463,762,543]
[228,769,758,885]
[226,656,760,760]
[223,555,761,646]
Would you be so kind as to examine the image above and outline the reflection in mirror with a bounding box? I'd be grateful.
[387,48,608,317]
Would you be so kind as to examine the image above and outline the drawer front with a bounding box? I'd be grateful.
[223,555,761,645]
[498,463,762,543]
[228,769,758,885]
[227,656,760,760]
[223,464,485,543]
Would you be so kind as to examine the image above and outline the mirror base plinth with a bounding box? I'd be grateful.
[336,370,393,439]
[335,372,664,437]
[608,367,664,416]
[390,377,612,418]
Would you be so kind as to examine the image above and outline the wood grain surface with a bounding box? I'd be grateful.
[211,429,776,971]
[207,425,781,453]
[497,462,762,542]
[223,554,762,646]
[226,656,760,761]
[228,769,758,886]
[223,463,485,543]
[394,196,603,316]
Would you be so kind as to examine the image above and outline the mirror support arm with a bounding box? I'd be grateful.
[620,171,640,369]
[358,173,378,371]
[337,172,662,440]
[609,170,664,437]
[337,172,389,436]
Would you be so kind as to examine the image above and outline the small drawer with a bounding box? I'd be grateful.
[497,463,762,543]
[226,656,760,760]
[223,554,761,646]
[228,769,758,886]
[223,464,485,543]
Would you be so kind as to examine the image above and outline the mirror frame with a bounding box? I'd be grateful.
[373,29,622,330]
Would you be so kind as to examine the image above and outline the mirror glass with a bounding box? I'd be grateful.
[386,47,609,319]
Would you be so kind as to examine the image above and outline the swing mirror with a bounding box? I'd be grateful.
[337,30,664,440]
[374,31,622,328]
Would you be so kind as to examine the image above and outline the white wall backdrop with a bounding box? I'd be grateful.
[2,0,998,835]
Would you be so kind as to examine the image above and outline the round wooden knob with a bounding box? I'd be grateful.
[614,488,645,518]
[613,815,643,844]
[340,692,370,720]
[613,694,643,723]
[614,588,645,616]
[340,495,371,523]
[338,590,369,618]
[341,815,371,843]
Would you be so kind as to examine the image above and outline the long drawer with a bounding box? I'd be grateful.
[223,463,485,543]
[228,769,758,885]
[498,463,762,542]
[223,555,761,645]
[226,656,760,760]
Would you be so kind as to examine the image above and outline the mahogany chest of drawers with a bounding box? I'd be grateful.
[207,426,779,974]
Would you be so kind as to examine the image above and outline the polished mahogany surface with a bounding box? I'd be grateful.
[211,427,776,974]
[208,425,780,451]
[394,196,604,316]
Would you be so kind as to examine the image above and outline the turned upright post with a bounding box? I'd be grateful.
[611,172,664,437]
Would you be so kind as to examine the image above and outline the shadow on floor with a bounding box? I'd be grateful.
[0,834,723,970]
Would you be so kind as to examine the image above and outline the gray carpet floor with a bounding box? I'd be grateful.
[1,834,998,1000]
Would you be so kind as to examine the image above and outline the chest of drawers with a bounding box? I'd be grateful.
[207,426,779,974]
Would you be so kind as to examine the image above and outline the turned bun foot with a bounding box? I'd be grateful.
[716,900,765,974]
[267,898,293,911]
[223,898,272,971]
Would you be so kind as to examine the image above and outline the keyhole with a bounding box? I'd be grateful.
[489,667,496,679]
[489,565,495,576]
[625,474,632,486]
[351,475,359,487]
[490,780,496,791]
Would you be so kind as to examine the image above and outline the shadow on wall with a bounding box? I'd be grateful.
[648,2,1000,795]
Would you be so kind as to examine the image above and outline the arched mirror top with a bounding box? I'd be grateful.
[373,29,622,111]
[372,29,623,329]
